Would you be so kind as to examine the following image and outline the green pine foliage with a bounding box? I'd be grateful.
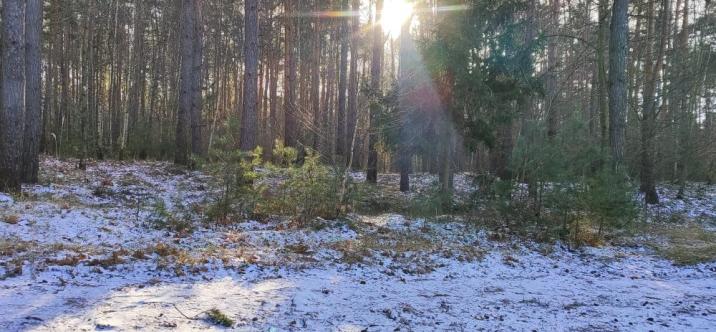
[205,118,266,224]
[260,149,347,224]
[510,115,638,242]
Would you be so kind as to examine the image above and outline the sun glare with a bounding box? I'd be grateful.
[380,0,414,38]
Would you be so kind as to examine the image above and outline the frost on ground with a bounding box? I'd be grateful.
[1,158,715,331]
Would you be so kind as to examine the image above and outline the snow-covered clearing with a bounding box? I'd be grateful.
[1,158,714,331]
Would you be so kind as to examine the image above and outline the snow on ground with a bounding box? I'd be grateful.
[0,158,715,331]
[649,184,716,221]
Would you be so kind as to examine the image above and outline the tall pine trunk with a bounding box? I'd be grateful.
[367,0,383,183]
[190,0,204,155]
[240,0,259,151]
[346,0,361,165]
[127,0,146,155]
[0,0,25,192]
[175,0,194,165]
[639,0,669,204]
[398,17,413,193]
[546,0,560,139]
[283,0,298,148]
[311,8,322,152]
[22,0,43,183]
[608,0,628,166]
[336,4,349,161]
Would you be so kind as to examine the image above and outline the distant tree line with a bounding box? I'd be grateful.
[0,0,713,205]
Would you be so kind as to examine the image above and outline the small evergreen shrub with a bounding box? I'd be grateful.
[147,199,194,233]
[271,139,298,167]
[206,147,265,224]
[260,150,346,223]
[506,116,639,244]
[578,167,638,234]
[406,188,454,218]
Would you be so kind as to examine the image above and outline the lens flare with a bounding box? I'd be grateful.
[381,0,414,38]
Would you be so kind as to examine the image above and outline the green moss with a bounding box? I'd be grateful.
[206,309,234,327]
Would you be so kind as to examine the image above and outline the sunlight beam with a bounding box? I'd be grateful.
[381,0,414,38]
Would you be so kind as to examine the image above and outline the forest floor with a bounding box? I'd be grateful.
[0,158,715,331]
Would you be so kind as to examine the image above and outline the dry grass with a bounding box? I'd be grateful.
[132,249,148,260]
[570,219,606,247]
[87,250,127,268]
[46,254,87,266]
[645,223,716,265]
[1,257,24,279]
[285,243,311,255]
[0,238,34,257]
[2,215,20,225]
[152,243,180,257]
[331,232,438,265]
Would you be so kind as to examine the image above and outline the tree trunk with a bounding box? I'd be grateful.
[283,0,298,148]
[674,0,689,198]
[346,0,361,165]
[596,0,609,149]
[127,0,146,155]
[191,0,204,155]
[546,0,560,139]
[22,0,43,183]
[608,0,628,166]
[336,5,349,161]
[639,0,669,204]
[0,0,25,192]
[311,9,322,152]
[367,0,383,183]
[398,17,413,193]
[175,0,194,165]
[240,0,259,151]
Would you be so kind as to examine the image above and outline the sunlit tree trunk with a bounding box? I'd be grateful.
[347,0,361,165]
[367,0,383,183]
[336,1,349,161]
[398,17,413,193]
[311,6,322,152]
[241,0,259,151]
[284,0,298,148]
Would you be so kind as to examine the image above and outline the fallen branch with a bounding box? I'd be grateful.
[172,304,205,321]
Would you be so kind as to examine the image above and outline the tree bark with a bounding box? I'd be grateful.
[367,0,383,183]
[398,17,413,193]
[22,0,43,183]
[283,0,298,148]
[639,0,669,204]
[240,0,259,151]
[346,0,361,165]
[127,0,146,155]
[175,0,194,165]
[596,0,609,149]
[608,0,628,166]
[311,7,322,152]
[674,0,689,198]
[336,4,349,160]
[190,0,204,155]
[0,0,25,192]
[546,0,560,139]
